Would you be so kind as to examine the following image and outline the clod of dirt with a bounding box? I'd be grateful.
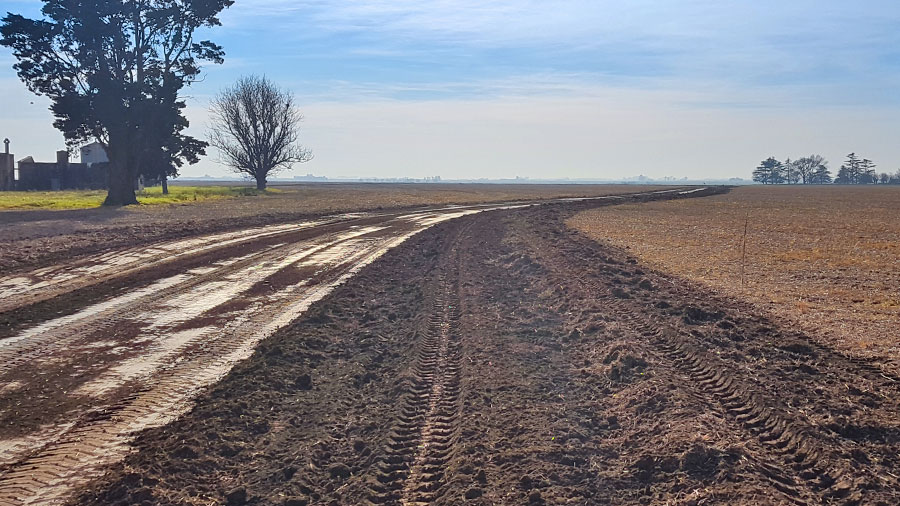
[778,342,815,355]
[638,278,654,290]
[475,469,487,483]
[519,475,534,490]
[465,487,484,499]
[611,287,631,299]
[172,445,197,459]
[717,319,735,329]
[354,371,377,387]
[633,455,655,472]
[680,443,720,477]
[225,488,248,505]
[131,487,153,502]
[328,463,351,479]
[565,328,582,341]
[603,348,648,383]
[682,305,724,324]
[295,374,312,390]
[528,491,547,505]
[284,498,309,506]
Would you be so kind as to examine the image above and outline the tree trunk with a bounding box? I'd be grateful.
[161,175,169,195]
[256,177,266,191]
[103,147,138,206]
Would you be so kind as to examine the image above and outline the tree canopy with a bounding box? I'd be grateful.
[1,0,233,205]
[752,157,784,184]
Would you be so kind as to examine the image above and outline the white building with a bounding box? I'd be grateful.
[80,141,109,165]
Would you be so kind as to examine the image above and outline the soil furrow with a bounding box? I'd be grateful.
[509,204,899,504]
[517,236,844,502]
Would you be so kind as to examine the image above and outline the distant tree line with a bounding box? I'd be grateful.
[753,154,900,185]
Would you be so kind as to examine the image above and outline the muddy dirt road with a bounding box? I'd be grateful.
[4,188,900,505]
[0,191,694,506]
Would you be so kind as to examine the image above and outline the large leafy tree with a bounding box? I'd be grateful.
[1,0,232,205]
[859,158,876,184]
[839,153,862,184]
[752,157,784,184]
[783,158,801,184]
[810,162,832,184]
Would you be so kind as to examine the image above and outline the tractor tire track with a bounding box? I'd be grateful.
[368,268,462,505]
[0,234,400,506]
[511,216,874,505]
[0,207,497,506]
[0,224,377,375]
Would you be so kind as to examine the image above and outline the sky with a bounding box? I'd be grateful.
[2,0,900,180]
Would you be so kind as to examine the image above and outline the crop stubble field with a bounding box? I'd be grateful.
[569,185,900,375]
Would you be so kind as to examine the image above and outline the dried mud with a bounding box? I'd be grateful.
[70,194,899,505]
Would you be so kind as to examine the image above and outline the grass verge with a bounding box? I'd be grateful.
[0,186,269,210]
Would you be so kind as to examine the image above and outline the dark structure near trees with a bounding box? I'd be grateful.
[209,75,313,190]
[16,151,108,191]
[0,140,108,191]
[0,139,13,190]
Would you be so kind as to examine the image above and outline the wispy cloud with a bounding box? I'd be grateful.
[4,0,900,179]
[209,0,900,107]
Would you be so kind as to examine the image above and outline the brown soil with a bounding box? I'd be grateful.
[0,183,665,275]
[569,185,900,377]
[72,192,900,505]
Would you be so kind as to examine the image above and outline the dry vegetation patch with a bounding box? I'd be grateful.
[569,185,900,373]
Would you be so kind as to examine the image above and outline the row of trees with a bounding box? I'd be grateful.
[2,0,311,203]
[753,154,900,185]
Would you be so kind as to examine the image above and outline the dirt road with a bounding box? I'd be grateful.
[0,191,692,506]
[4,188,899,505]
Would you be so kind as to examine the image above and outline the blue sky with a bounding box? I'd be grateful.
[2,0,900,179]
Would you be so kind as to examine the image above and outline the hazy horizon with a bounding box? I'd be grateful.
[2,1,899,180]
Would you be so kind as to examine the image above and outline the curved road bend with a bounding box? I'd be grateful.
[0,189,700,506]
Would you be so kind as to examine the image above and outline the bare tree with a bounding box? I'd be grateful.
[209,75,312,190]
[794,154,826,184]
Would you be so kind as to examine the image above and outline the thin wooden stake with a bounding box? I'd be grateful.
[740,215,749,289]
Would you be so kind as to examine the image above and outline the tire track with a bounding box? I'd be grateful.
[0,225,374,376]
[0,218,344,314]
[513,219,869,505]
[0,208,489,506]
[368,271,462,505]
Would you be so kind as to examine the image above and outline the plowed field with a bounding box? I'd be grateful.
[2,187,898,505]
